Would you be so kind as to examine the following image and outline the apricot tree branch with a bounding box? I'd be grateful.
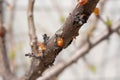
[23,0,100,80]
[40,22,120,80]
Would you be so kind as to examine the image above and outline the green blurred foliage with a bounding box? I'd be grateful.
[60,16,65,23]
[106,17,112,27]
[9,42,23,60]
[87,64,96,73]
[9,49,16,60]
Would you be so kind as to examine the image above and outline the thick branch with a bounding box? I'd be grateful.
[24,0,100,80]
[39,22,120,80]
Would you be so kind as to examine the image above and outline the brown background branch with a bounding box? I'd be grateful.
[0,0,15,80]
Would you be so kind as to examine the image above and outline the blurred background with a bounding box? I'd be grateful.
[3,0,120,80]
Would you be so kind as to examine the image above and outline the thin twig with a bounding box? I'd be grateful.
[23,0,39,80]
[27,0,38,54]
[94,0,108,26]
[86,0,108,38]
[83,0,108,64]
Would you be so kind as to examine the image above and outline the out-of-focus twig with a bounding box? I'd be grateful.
[0,0,15,80]
[94,0,108,26]
[39,22,120,80]
[83,0,108,64]
[86,0,108,39]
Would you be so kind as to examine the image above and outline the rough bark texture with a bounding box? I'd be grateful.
[24,0,100,80]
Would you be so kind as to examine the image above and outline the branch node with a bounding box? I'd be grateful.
[107,26,112,34]
[43,34,49,45]
[25,53,44,60]
[0,26,6,37]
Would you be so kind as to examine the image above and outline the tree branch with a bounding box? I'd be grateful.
[27,0,38,54]
[39,22,120,80]
[0,0,15,80]
[23,0,38,80]
[24,0,100,80]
